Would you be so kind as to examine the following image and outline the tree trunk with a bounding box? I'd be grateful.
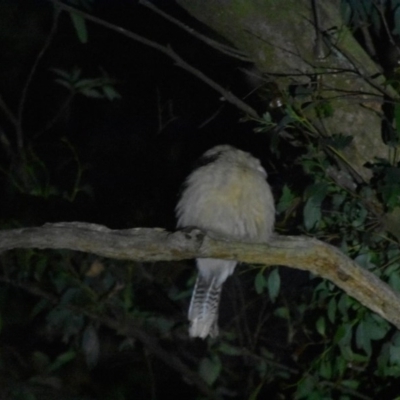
[176,0,393,182]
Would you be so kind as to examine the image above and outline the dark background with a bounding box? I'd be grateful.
[0,0,281,231]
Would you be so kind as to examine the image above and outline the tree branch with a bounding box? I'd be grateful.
[47,0,259,119]
[139,0,251,62]
[1,222,400,330]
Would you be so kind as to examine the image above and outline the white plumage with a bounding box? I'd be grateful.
[176,145,275,338]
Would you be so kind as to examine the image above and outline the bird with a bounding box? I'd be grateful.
[176,145,275,339]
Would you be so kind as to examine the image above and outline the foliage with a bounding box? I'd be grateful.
[1,1,400,400]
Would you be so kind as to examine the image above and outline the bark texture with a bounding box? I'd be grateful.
[1,222,400,330]
[176,0,393,182]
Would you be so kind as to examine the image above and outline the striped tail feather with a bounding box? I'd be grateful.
[188,274,222,338]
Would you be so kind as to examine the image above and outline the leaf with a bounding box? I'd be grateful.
[327,297,336,323]
[69,12,88,44]
[80,88,104,98]
[274,306,290,319]
[54,79,73,90]
[276,184,295,213]
[48,350,76,373]
[60,287,80,305]
[390,343,400,365]
[384,166,400,184]
[355,320,371,356]
[335,323,352,347]
[364,313,390,340]
[319,358,332,379]
[316,316,326,337]
[71,66,82,82]
[255,271,267,294]
[303,183,329,231]
[325,134,353,149]
[267,268,280,303]
[303,197,322,231]
[295,375,315,399]
[315,100,334,119]
[198,356,221,385]
[341,379,359,390]
[102,85,121,101]
[82,324,100,368]
[74,78,100,89]
[51,68,71,79]
[218,342,241,356]
[354,253,373,269]
[389,271,400,291]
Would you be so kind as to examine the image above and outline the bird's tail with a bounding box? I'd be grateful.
[188,273,221,338]
[188,258,236,338]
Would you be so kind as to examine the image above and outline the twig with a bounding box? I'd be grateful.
[372,1,396,46]
[47,0,259,119]
[0,94,19,128]
[35,92,75,138]
[16,7,61,152]
[139,0,250,62]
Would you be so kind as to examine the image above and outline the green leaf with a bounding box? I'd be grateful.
[54,78,73,90]
[60,287,81,305]
[276,184,295,213]
[303,183,329,230]
[69,12,88,44]
[341,379,359,390]
[274,306,290,319]
[255,271,267,294]
[389,271,400,291]
[390,343,400,365]
[80,88,104,98]
[315,100,334,118]
[218,342,241,356]
[102,85,121,101]
[363,313,389,340]
[319,358,332,379]
[48,350,76,373]
[50,67,71,79]
[267,268,280,302]
[355,320,372,356]
[316,316,326,337]
[74,78,100,89]
[325,133,353,149]
[198,356,221,385]
[354,253,373,269]
[295,375,315,399]
[327,297,336,323]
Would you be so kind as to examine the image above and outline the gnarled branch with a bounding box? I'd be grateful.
[1,221,400,329]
